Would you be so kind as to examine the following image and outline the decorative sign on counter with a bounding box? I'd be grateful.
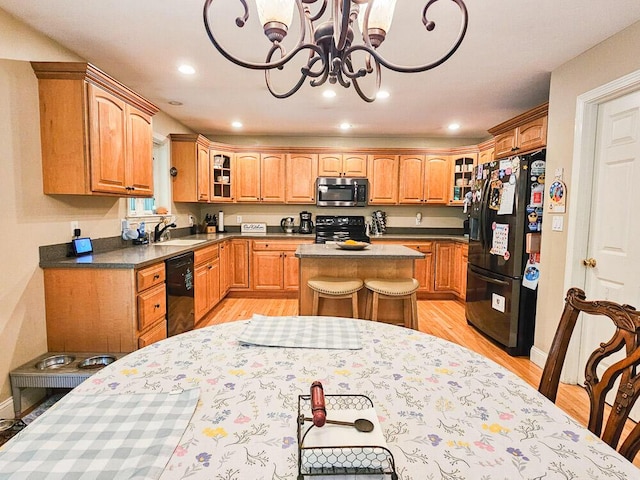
[241,223,267,234]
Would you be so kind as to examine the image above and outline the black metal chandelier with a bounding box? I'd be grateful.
[203,0,468,102]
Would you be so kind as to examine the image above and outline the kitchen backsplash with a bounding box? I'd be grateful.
[200,204,467,230]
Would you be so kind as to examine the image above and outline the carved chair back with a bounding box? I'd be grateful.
[538,287,640,461]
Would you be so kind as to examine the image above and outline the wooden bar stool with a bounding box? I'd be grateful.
[307,276,364,318]
[364,278,420,329]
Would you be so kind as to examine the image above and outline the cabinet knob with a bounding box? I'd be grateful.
[208,265,213,270]
[511,147,520,151]
[582,258,597,268]
[154,303,161,309]
[153,274,160,280]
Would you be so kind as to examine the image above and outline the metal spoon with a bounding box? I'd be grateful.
[304,417,374,432]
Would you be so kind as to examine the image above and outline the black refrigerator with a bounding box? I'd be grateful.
[465,150,545,355]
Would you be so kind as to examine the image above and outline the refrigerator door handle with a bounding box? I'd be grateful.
[479,176,491,249]
[470,266,511,286]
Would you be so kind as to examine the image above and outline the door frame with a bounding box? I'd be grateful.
[561,68,640,383]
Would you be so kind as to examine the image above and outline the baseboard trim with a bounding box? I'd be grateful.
[0,396,14,419]
[529,346,547,370]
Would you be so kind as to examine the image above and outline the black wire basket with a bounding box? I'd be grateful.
[297,394,397,480]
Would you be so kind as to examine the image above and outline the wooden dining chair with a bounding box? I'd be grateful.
[538,287,640,462]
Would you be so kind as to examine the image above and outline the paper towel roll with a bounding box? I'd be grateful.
[218,211,224,232]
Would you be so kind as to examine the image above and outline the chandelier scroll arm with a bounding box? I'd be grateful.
[203,0,311,71]
[344,55,378,103]
[266,44,327,98]
[344,0,468,75]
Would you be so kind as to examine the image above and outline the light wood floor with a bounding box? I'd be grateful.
[202,297,639,467]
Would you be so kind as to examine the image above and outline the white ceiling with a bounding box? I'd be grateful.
[2,1,640,140]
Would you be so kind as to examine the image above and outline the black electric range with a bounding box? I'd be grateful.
[314,215,370,244]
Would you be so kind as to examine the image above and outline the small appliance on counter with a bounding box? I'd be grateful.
[281,217,295,233]
[299,211,314,234]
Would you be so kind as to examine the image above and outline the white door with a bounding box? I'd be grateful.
[578,89,640,418]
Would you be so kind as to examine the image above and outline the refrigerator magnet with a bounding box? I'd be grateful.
[489,180,502,210]
[490,223,509,257]
[523,259,541,290]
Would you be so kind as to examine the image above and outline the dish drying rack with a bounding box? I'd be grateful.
[296,394,397,479]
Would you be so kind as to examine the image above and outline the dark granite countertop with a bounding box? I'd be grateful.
[40,232,466,269]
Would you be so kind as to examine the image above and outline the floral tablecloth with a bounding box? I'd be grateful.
[18,319,640,479]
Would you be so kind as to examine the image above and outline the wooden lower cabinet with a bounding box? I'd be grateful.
[250,240,312,292]
[435,241,468,298]
[44,262,167,353]
[373,239,467,300]
[404,242,434,293]
[435,242,456,291]
[230,239,250,289]
[194,245,221,324]
[219,239,232,295]
[456,243,469,299]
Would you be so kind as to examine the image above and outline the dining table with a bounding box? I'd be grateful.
[0,315,638,479]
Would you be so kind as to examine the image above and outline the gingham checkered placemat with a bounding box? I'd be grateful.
[0,388,199,480]
[238,314,362,349]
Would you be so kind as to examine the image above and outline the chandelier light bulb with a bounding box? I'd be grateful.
[255,0,295,27]
[358,0,397,36]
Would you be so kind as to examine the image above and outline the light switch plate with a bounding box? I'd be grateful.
[552,215,564,232]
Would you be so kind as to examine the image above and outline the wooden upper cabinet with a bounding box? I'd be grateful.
[518,116,547,152]
[489,103,548,159]
[210,150,234,202]
[197,144,210,202]
[32,62,158,196]
[424,155,451,204]
[260,153,285,202]
[127,107,154,196]
[170,134,211,203]
[398,155,426,203]
[235,152,285,202]
[88,85,128,194]
[478,145,494,165]
[318,154,342,176]
[449,153,476,205]
[343,154,368,177]
[368,155,399,204]
[235,153,261,202]
[318,153,367,177]
[286,153,318,203]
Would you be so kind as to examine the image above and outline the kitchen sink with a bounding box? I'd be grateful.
[158,239,207,246]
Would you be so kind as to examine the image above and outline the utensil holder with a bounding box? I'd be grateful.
[296,394,397,479]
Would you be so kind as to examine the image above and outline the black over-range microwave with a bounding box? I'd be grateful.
[316,177,368,207]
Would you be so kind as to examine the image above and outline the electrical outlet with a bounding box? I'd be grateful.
[71,221,79,236]
[236,215,242,223]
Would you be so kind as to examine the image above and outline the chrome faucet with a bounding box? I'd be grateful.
[154,219,176,242]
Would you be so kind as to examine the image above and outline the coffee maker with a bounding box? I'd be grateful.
[299,211,314,234]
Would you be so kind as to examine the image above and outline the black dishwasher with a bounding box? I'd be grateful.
[165,251,195,337]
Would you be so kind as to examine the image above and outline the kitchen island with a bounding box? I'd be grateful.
[296,243,424,322]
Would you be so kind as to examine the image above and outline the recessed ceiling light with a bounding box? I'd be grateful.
[323,90,336,99]
[376,90,390,99]
[231,121,243,129]
[168,100,183,106]
[178,64,196,75]
[448,123,461,131]
[339,122,352,131]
